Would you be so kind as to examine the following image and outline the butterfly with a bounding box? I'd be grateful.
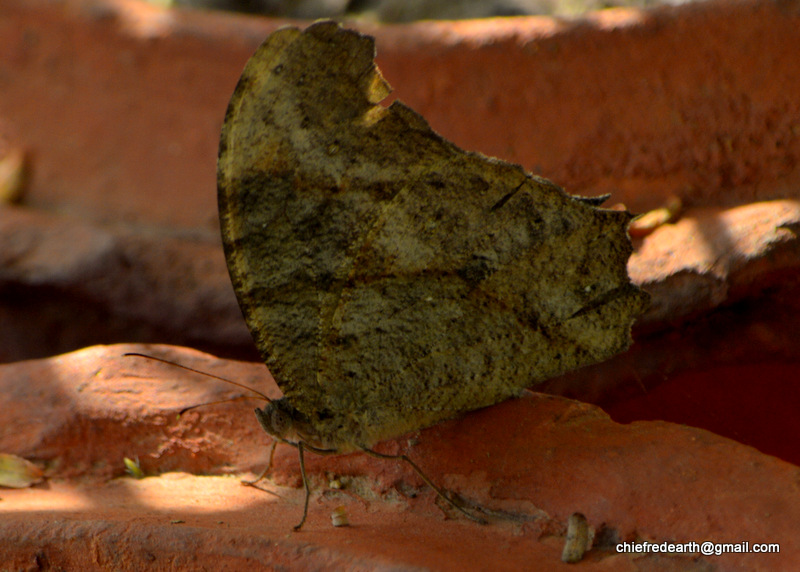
[216,21,649,530]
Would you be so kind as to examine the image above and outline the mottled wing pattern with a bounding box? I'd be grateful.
[218,22,648,448]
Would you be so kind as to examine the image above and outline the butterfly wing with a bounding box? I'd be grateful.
[317,111,648,445]
[218,22,648,449]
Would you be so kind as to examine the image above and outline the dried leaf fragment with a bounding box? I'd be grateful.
[629,196,682,238]
[124,456,146,479]
[0,453,44,488]
[562,512,592,563]
[0,148,26,205]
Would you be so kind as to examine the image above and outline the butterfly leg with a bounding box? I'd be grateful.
[293,441,311,531]
[361,447,487,525]
[241,440,278,486]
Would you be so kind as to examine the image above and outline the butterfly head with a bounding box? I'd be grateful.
[254,398,320,447]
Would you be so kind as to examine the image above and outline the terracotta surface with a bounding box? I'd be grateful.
[1,0,799,361]
[1,345,796,570]
[0,206,250,361]
[1,0,800,363]
[2,195,798,373]
[1,0,800,569]
[606,361,800,466]
[2,0,800,230]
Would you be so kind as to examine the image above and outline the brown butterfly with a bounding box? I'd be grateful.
[215,21,648,530]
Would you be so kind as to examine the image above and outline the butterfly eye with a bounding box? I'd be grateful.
[254,401,295,440]
[270,405,292,436]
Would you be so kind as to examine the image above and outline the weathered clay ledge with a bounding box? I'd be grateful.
[1,345,797,570]
[2,199,797,364]
[2,0,799,230]
[0,206,249,362]
[2,0,799,569]
[631,199,800,327]
[2,0,800,367]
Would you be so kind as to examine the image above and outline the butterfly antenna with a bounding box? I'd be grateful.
[124,352,272,403]
[178,395,267,416]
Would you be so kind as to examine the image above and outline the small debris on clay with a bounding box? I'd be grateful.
[0,147,26,205]
[0,453,44,488]
[331,505,350,527]
[629,196,682,238]
[561,512,592,563]
[124,456,146,479]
